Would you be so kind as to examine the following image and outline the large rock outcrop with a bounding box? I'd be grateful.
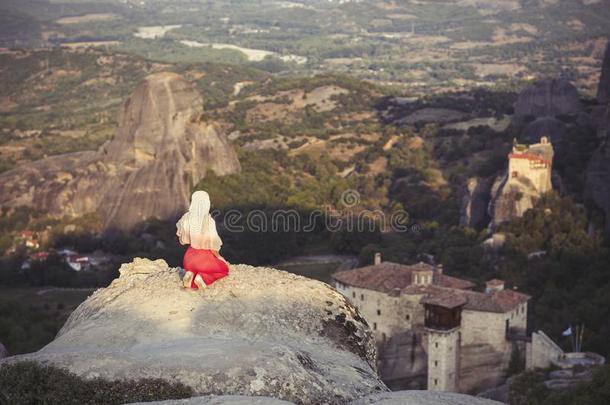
[0,72,240,229]
[521,116,567,144]
[459,177,493,230]
[128,391,502,405]
[347,391,502,405]
[514,79,583,120]
[1,259,385,404]
[585,110,610,231]
[598,41,610,104]
[586,42,610,232]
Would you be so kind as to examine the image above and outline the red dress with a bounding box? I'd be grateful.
[183,247,229,288]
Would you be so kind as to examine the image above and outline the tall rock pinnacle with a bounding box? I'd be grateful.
[0,72,240,229]
[598,41,610,104]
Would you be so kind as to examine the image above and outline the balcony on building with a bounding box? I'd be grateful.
[422,293,466,331]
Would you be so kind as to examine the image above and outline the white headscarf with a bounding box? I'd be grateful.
[176,191,222,251]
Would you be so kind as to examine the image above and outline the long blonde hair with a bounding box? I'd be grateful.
[176,191,222,251]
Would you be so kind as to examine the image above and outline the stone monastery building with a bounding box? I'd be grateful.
[332,255,529,393]
[507,136,553,194]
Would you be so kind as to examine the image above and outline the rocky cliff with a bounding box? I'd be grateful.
[459,177,493,230]
[126,391,502,405]
[1,259,385,404]
[585,109,610,231]
[0,72,240,229]
[521,116,567,144]
[586,42,610,231]
[598,41,610,104]
[514,79,583,120]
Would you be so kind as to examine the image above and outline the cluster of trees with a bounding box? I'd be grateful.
[496,194,610,357]
[0,299,62,355]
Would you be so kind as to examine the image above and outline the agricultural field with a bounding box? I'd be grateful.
[1,0,609,95]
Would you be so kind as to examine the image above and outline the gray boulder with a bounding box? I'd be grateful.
[128,395,294,404]
[0,72,240,230]
[1,258,386,404]
[346,390,503,404]
[514,79,583,120]
[127,391,504,405]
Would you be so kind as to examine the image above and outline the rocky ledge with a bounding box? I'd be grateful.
[1,259,384,404]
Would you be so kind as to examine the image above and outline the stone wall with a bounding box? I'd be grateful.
[334,284,424,341]
[459,344,508,393]
[461,302,527,352]
[427,328,460,392]
[378,329,428,390]
[526,330,564,370]
[507,157,552,193]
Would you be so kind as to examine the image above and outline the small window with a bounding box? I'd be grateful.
[406,314,411,321]
[434,360,438,367]
[382,333,386,342]
[512,171,518,178]
[435,342,439,348]
[373,322,377,330]
[352,292,356,298]
[434,378,438,386]
[377,309,381,316]
[361,294,364,301]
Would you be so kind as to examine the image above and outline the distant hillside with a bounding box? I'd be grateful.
[1,0,609,94]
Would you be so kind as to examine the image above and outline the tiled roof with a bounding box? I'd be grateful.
[462,289,530,313]
[331,261,474,294]
[419,287,530,313]
[332,261,529,313]
[421,289,468,309]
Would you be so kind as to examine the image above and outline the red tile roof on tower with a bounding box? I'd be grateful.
[331,261,475,294]
[509,153,551,166]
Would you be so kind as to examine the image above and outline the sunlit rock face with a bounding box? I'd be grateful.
[0,72,240,230]
[1,259,386,404]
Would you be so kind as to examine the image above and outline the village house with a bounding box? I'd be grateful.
[332,255,529,393]
[18,230,40,249]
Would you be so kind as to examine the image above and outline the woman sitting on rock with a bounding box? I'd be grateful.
[176,191,229,289]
